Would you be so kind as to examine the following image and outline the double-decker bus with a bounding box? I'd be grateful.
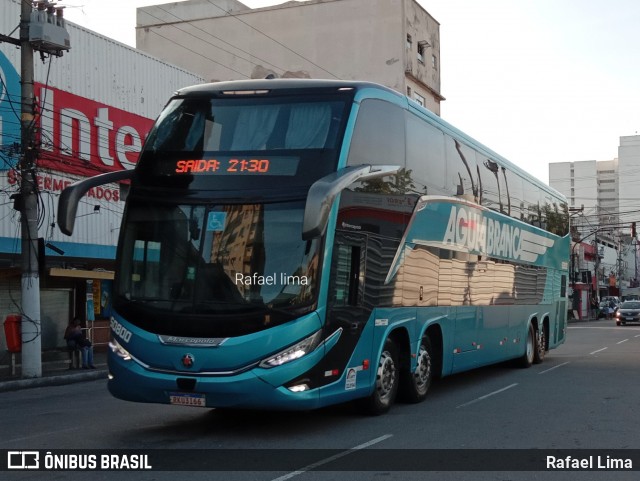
[58,79,570,414]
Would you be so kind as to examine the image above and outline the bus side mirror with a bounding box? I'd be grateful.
[57,170,134,236]
[301,164,400,240]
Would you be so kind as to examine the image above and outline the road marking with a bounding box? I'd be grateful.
[538,361,570,374]
[590,347,608,355]
[635,334,640,338]
[456,383,518,409]
[569,326,640,330]
[617,339,629,344]
[269,434,393,481]
[0,426,84,446]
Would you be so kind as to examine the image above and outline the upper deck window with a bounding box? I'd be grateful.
[137,93,352,191]
[146,97,344,153]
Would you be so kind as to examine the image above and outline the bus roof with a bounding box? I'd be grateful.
[173,79,566,205]
[174,78,400,97]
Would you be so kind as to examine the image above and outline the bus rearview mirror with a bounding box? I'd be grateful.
[302,164,400,240]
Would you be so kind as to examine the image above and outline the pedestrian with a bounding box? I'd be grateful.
[63,317,95,369]
[590,296,598,319]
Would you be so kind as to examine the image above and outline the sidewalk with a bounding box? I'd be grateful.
[0,348,108,393]
[568,315,613,324]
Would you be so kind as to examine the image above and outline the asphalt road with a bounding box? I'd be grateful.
[2,319,639,481]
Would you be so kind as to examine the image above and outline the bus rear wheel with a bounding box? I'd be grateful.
[360,338,399,415]
[533,324,546,364]
[519,323,535,368]
[400,336,433,403]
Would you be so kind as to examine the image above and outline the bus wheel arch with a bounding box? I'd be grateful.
[425,325,443,380]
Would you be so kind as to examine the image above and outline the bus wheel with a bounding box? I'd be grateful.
[400,337,433,403]
[519,323,535,368]
[361,338,399,415]
[533,325,545,364]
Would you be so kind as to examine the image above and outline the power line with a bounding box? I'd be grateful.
[143,5,289,77]
[203,0,339,79]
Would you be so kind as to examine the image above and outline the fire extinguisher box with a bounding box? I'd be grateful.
[3,314,22,353]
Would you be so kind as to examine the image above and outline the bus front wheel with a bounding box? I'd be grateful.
[360,338,399,415]
[400,336,433,403]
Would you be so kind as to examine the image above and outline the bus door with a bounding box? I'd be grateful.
[322,231,371,387]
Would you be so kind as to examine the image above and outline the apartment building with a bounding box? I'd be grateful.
[549,135,640,296]
[136,0,444,114]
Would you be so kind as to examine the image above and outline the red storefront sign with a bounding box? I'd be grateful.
[35,84,155,177]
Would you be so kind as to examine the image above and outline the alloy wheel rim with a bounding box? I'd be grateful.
[414,345,431,390]
[377,351,396,402]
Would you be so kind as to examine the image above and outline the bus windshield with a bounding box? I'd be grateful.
[135,94,351,191]
[114,199,320,337]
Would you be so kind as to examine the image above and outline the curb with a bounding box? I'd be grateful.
[0,369,108,393]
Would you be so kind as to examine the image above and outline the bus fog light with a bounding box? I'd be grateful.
[288,384,309,392]
[259,331,322,368]
[109,339,132,361]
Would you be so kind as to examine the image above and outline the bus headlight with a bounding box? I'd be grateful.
[109,338,132,361]
[259,330,322,368]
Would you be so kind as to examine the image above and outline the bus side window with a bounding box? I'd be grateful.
[332,244,362,307]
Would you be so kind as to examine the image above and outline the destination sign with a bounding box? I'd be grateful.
[171,156,299,176]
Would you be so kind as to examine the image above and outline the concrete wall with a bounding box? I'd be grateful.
[137,0,442,113]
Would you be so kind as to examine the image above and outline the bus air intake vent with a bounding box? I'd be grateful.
[176,378,197,391]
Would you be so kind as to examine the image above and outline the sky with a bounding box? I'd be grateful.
[61,0,640,185]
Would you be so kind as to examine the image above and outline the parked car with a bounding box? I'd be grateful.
[615,301,640,326]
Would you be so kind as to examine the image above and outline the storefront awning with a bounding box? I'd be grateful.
[49,267,114,280]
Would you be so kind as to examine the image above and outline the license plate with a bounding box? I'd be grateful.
[169,392,206,407]
[626,317,635,321]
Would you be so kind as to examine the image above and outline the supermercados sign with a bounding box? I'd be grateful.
[392,196,567,272]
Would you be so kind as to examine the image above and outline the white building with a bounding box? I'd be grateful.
[136,0,444,114]
[618,135,640,230]
[549,135,640,296]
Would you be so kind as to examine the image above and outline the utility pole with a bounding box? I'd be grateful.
[0,2,70,378]
[594,232,599,300]
[633,222,638,286]
[19,0,41,378]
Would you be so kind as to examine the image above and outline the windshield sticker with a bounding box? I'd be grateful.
[207,211,227,232]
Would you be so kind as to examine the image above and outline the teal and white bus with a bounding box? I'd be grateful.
[58,79,570,414]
